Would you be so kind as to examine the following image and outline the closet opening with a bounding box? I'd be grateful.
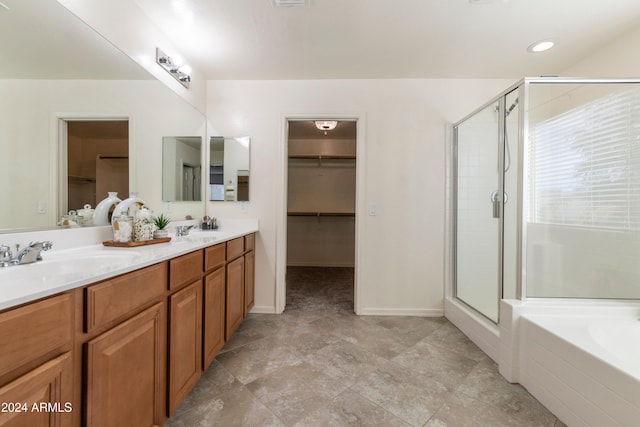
[285,120,357,313]
[61,119,129,222]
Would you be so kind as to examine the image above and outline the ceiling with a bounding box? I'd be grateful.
[132,0,640,80]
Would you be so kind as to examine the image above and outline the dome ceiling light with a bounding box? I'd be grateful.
[315,120,338,135]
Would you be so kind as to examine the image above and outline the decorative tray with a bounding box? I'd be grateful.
[102,237,171,247]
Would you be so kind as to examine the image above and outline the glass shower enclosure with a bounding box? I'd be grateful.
[452,78,640,323]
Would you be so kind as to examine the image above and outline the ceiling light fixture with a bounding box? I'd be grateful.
[156,47,191,88]
[527,40,555,53]
[315,120,337,131]
[315,120,337,136]
[272,0,309,7]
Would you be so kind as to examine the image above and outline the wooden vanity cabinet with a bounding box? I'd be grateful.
[0,293,74,427]
[244,234,255,316]
[225,238,245,340]
[167,250,204,416]
[0,232,256,427]
[83,263,167,427]
[168,281,202,415]
[203,243,226,369]
[85,303,165,427]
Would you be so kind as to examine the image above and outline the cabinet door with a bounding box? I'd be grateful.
[203,267,225,369]
[0,353,72,427]
[225,256,245,340]
[168,281,202,415]
[85,302,165,427]
[244,250,255,317]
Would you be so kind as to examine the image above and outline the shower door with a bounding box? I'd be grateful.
[454,100,504,322]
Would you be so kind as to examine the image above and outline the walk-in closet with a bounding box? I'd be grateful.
[286,120,356,311]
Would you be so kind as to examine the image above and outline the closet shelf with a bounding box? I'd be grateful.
[287,212,355,217]
[288,155,356,160]
[68,175,96,183]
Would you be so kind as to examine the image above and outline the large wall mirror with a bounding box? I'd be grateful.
[0,0,206,232]
[209,137,250,202]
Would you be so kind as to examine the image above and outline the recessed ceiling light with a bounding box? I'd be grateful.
[527,40,555,53]
[272,0,309,7]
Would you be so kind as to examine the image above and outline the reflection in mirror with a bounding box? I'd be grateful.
[65,120,129,220]
[0,0,206,232]
[162,137,203,202]
[209,137,250,202]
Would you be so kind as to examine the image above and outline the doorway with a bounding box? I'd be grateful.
[285,120,357,312]
[62,120,129,219]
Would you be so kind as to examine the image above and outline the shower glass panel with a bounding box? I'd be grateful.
[455,101,502,322]
[525,82,640,299]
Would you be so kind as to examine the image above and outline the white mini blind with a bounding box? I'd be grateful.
[529,87,640,230]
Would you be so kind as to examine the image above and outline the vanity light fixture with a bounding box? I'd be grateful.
[156,47,191,88]
[527,39,555,53]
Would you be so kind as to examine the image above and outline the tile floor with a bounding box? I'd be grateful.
[167,267,566,427]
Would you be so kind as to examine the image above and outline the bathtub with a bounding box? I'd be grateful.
[500,300,640,427]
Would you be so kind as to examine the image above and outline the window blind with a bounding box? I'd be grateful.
[529,87,640,230]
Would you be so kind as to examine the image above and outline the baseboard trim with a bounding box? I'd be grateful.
[248,305,278,314]
[358,307,444,317]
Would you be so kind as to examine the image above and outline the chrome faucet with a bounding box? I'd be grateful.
[0,241,53,267]
[175,225,196,237]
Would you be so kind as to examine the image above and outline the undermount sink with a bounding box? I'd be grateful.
[0,250,143,281]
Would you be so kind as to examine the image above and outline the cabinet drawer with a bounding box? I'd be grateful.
[85,263,167,333]
[226,237,244,261]
[170,250,203,290]
[0,293,72,381]
[244,233,255,252]
[204,243,225,272]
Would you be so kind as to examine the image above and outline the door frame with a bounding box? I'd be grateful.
[52,114,132,221]
[275,113,366,314]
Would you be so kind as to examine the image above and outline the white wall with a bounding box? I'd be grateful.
[561,24,640,78]
[206,79,514,314]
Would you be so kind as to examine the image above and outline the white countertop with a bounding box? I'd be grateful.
[0,220,258,311]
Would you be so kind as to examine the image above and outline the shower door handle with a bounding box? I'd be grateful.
[491,191,508,218]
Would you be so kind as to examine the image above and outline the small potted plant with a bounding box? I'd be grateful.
[153,213,171,239]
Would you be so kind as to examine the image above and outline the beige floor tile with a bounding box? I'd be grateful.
[216,337,305,384]
[293,389,411,427]
[304,339,388,386]
[456,359,557,427]
[392,339,479,392]
[353,362,451,427]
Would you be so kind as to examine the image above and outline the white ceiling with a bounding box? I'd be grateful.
[132,0,640,80]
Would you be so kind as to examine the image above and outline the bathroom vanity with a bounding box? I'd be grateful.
[0,226,257,427]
